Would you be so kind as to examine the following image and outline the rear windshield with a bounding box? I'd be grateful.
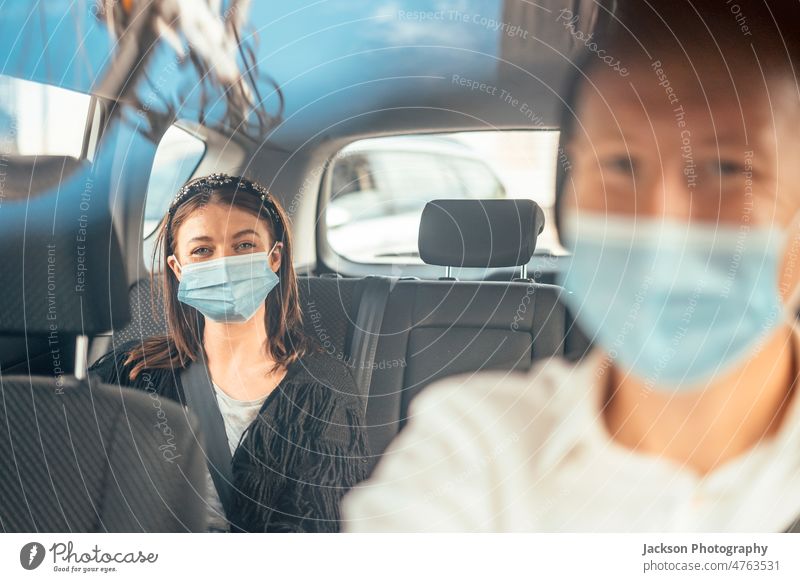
[324,131,561,265]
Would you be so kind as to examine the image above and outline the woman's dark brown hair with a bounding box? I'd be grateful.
[125,174,313,379]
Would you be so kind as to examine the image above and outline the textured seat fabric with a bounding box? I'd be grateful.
[0,374,207,532]
[365,279,566,457]
[112,277,168,346]
[0,160,130,338]
[296,276,362,364]
[1,155,129,376]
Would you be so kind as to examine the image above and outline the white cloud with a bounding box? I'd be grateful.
[368,0,492,48]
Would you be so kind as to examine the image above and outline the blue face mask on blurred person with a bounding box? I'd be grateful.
[173,245,279,323]
[558,212,794,390]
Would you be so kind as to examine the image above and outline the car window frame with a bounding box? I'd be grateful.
[141,122,207,241]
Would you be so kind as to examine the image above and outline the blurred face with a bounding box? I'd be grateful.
[558,54,800,388]
[167,202,282,279]
[563,56,800,293]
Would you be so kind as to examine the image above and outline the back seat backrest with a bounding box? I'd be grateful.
[359,198,565,457]
[114,276,167,346]
[296,276,362,365]
[366,278,565,456]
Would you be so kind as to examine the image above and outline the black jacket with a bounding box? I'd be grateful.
[89,342,370,532]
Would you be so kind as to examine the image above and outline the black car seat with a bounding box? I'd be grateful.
[0,157,207,532]
[364,199,568,457]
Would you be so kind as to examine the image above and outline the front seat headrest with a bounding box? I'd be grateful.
[0,157,130,336]
[4,155,87,201]
[418,199,545,268]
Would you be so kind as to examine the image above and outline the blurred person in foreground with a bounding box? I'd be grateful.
[342,1,800,532]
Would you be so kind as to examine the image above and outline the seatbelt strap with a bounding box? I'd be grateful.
[179,359,234,518]
[350,276,392,410]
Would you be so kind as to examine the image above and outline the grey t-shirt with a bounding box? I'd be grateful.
[204,382,268,533]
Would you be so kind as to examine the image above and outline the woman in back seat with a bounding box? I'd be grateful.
[91,173,369,532]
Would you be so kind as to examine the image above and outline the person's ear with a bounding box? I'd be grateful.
[167,254,183,282]
[269,242,283,273]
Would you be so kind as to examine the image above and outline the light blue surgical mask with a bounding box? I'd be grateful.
[559,212,796,390]
[173,245,279,323]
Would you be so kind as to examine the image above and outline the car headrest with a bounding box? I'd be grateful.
[0,157,130,336]
[418,199,545,268]
[4,155,87,201]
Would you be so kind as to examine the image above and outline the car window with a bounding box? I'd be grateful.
[324,131,560,264]
[370,151,464,210]
[142,124,206,240]
[328,152,381,228]
[331,152,374,199]
[449,157,505,199]
[0,75,91,158]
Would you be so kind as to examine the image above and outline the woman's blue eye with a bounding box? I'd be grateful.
[190,247,212,256]
[236,241,256,250]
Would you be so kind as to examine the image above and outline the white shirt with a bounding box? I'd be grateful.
[204,383,268,533]
[342,347,800,532]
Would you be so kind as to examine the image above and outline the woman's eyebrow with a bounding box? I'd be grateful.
[232,229,261,238]
[187,235,213,244]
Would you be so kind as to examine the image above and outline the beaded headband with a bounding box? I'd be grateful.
[167,173,285,244]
